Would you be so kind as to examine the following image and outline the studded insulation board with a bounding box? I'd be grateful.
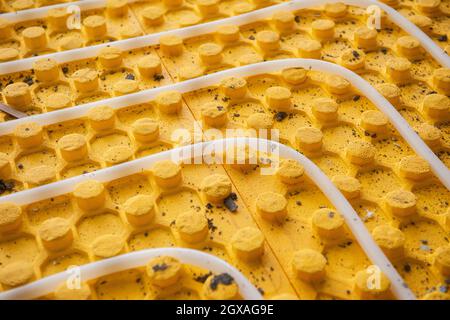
[0,160,299,298]
[0,138,417,300]
[0,0,284,60]
[1,2,449,166]
[0,0,72,13]
[379,0,450,49]
[180,66,450,299]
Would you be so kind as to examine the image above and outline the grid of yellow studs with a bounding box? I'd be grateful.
[182,68,450,298]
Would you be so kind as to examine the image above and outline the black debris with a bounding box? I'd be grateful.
[152,263,169,272]
[209,273,234,290]
[274,112,288,122]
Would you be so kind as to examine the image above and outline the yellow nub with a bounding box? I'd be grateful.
[272,11,295,32]
[276,159,304,185]
[47,8,70,31]
[332,175,361,200]
[72,68,99,93]
[256,30,280,51]
[311,19,335,40]
[113,79,138,96]
[33,58,59,83]
[422,94,450,119]
[312,98,339,122]
[0,153,11,178]
[386,58,412,84]
[99,47,123,69]
[346,140,376,166]
[202,274,238,300]
[156,91,182,114]
[88,105,115,131]
[265,86,292,111]
[372,225,405,260]
[124,195,155,227]
[14,122,43,149]
[23,26,47,51]
[0,261,34,287]
[416,123,441,147]
[73,180,106,211]
[340,49,366,71]
[220,77,247,99]
[142,6,165,26]
[361,110,388,134]
[0,48,19,62]
[104,146,132,165]
[377,83,401,106]
[197,0,219,17]
[0,203,22,233]
[58,134,88,162]
[201,103,228,128]
[295,127,323,152]
[292,249,327,282]
[176,211,208,243]
[399,156,431,181]
[325,75,351,95]
[25,165,55,185]
[312,208,345,240]
[434,246,450,277]
[397,36,423,60]
[132,118,159,143]
[152,160,182,188]
[256,192,288,222]
[201,174,232,203]
[282,68,307,85]
[298,39,322,59]
[354,27,378,51]
[354,267,391,299]
[422,291,450,300]
[198,43,222,65]
[160,35,183,56]
[47,93,71,111]
[83,15,107,40]
[415,0,441,16]
[324,3,348,18]
[216,25,240,43]
[92,234,123,258]
[385,189,417,217]
[0,18,12,39]
[246,113,273,130]
[38,217,73,252]
[3,82,32,111]
[231,227,265,261]
[54,282,91,300]
[106,0,128,17]
[138,55,162,78]
[147,256,183,288]
[432,68,450,95]
[12,0,34,10]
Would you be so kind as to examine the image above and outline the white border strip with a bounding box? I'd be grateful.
[0,138,417,300]
[0,59,448,189]
[0,0,448,75]
[0,247,263,300]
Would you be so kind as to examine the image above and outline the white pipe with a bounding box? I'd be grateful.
[0,138,417,300]
[0,59,447,189]
[0,247,263,300]
[0,0,447,75]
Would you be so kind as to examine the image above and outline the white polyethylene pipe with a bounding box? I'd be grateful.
[0,59,447,189]
[0,0,447,75]
[0,247,263,300]
[0,138,417,300]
